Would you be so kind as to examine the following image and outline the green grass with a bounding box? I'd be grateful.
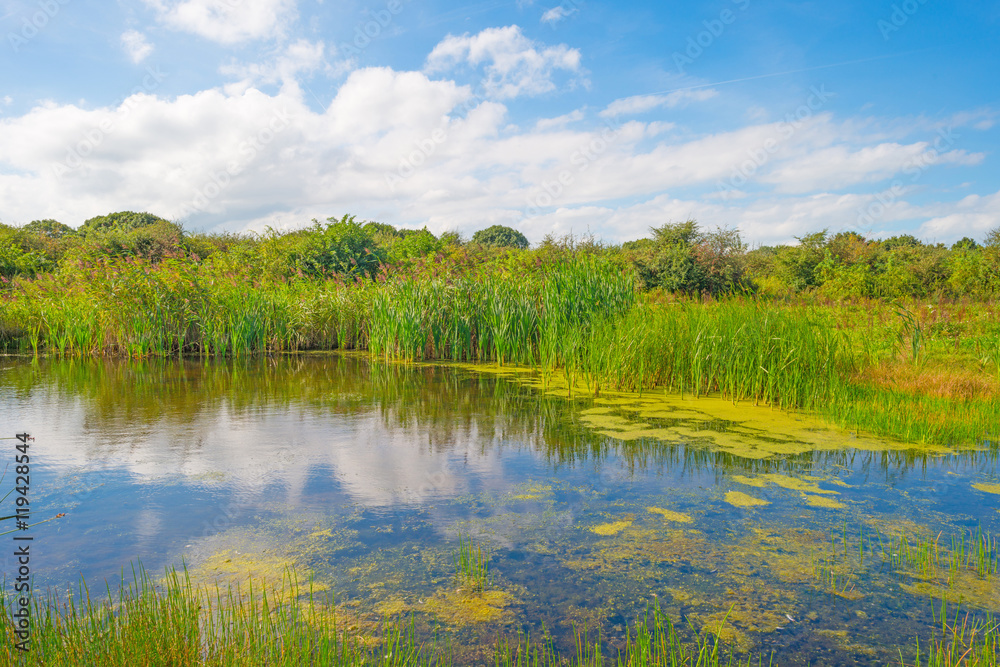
[0,563,771,667]
[903,601,999,667]
[453,535,490,593]
[1,564,441,666]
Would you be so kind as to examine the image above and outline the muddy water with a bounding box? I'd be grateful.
[1,354,997,664]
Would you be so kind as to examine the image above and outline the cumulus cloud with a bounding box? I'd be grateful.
[121,30,154,63]
[221,39,332,90]
[0,39,993,247]
[425,25,582,99]
[143,0,297,44]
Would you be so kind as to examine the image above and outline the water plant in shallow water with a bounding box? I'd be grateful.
[453,534,490,593]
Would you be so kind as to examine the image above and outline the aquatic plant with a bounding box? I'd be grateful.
[453,535,490,593]
[0,563,441,666]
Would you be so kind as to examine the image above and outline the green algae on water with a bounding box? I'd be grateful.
[725,491,770,508]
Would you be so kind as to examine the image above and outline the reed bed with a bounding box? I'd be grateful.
[0,564,441,666]
[0,564,772,667]
[495,604,769,667]
[903,601,999,667]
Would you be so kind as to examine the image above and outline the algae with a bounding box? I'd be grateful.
[647,507,693,523]
[590,520,633,535]
[725,491,770,508]
[804,495,846,509]
[972,482,1000,495]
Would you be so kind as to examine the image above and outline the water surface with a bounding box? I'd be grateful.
[2,354,998,664]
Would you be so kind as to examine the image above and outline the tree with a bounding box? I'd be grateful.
[881,234,922,251]
[471,225,529,249]
[79,211,170,236]
[23,219,75,238]
[952,237,979,251]
[984,225,1000,249]
[293,214,385,278]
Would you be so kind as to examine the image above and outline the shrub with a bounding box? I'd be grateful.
[471,225,529,249]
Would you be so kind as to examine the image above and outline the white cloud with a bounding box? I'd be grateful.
[534,108,583,131]
[0,40,994,249]
[221,39,332,89]
[599,89,717,118]
[541,6,575,24]
[144,0,297,44]
[121,30,154,64]
[917,191,1000,242]
[425,25,582,99]
[762,143,984,194]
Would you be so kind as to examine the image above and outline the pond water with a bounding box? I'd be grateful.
[2,354,998,664]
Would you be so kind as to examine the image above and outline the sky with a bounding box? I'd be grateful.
[0,0,998,246]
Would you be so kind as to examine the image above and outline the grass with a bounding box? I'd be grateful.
[903,601,999,667]
[0,563,773,667]
[495,604,770,667]
[453,535,490,593]
[2,254,999,449]
[1,564,441,667]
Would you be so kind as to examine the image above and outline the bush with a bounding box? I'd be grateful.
[292,214,385,279]
[471,225,529,249]
[79,211,171,236]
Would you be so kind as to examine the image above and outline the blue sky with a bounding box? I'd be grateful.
[1,0,997,245]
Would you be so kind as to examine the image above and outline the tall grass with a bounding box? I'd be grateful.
[0,564,441,666]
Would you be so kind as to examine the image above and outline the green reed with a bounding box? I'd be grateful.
[815,523,999,592]
[903,600,999,667]
[453,535,490,592]
[495,603,769,667]
[0,563,441,666]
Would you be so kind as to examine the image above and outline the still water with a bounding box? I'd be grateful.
[2,354,998,664]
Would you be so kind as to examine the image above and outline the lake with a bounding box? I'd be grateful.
[2,354,998,664]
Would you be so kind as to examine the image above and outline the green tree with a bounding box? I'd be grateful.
[775,230,828,290]
[293,214,385,278]
[471,225,529,249]
[79,211,171,236]
[952,237,979,251]
[23,219,75,238]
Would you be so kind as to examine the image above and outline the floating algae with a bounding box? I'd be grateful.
[725,491,770,508]
[590,520,633,535]
[647,507,693,523]
[423,587,516,625]
[732,475,769,488]
[804,495,846,509]
[972,482,1000,495]
[761,473,840,495]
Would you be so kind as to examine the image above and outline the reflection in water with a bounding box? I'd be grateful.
[1,355,998,665]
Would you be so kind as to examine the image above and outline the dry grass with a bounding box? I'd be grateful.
[853,359,999,401]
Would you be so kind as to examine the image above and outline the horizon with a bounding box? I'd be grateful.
[1,0,997,247]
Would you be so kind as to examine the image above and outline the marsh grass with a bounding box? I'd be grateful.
[1,563,441,667]
[495,604,768,667]
[814,523,999,594]
[453,535,490,593]
[904,601,999,667]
